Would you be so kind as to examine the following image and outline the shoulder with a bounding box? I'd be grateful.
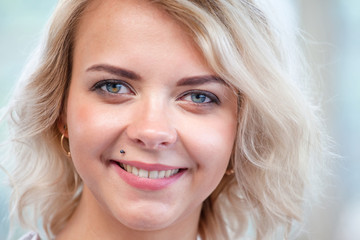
[19,232,41,240]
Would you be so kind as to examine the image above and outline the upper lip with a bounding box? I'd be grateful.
[111,160,186,171]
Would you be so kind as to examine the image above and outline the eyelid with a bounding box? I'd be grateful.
[178,90,220,104]
[91,79,136,94]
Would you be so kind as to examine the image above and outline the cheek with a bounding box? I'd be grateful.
[68,105,100,153]
[65,93,123,165]
[183,113,237,172]
[181,114,237,201]
[65,96,128,192]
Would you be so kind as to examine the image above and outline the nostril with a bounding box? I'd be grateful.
[131,133,177,150]
[135,139,145,146]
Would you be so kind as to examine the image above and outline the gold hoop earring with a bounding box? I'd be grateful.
[225,169,235,176]
[60,134,71,158]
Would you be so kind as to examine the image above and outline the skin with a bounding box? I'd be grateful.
[57,0,238,239]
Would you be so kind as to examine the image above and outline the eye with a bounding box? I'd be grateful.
[92,80,134,95]
[102,82,130,94]
[188,93,210,103]
[180,90,220,104]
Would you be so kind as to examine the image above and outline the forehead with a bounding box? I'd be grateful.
[72,0,211,78]
[75,0,192,47]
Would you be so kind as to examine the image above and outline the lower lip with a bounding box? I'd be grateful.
[111,162,186,191]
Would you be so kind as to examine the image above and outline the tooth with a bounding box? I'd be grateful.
[132,167,139,176]
[172,169,179,175]
[165,170,172,178]
[126,164,132,172]
[139,169,149,178]
[149,171,159,179]
[158,170,166,178]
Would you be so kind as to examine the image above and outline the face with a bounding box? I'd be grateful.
[61,0,237,234]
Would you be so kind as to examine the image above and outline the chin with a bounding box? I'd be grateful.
[119,213,176,231]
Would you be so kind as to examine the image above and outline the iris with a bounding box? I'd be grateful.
[191,93,208,103]
[106,83,123,93]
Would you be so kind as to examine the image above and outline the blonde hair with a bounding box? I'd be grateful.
[2,0,328,239]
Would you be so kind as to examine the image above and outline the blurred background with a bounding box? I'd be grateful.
[0,0,359,239]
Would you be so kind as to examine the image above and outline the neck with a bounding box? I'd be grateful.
[56,186,201,240]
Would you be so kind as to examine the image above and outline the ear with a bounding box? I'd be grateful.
[57,114,68,137]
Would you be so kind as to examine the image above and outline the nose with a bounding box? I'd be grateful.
[126,100,177,150]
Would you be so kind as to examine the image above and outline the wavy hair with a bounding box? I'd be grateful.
[2,0,328,239]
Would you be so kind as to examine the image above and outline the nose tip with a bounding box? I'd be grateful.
[127,121,177,150]
[126,98,177,150]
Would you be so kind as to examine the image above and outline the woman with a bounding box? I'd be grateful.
[2,0,328,239]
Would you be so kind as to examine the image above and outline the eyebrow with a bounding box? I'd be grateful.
[86,64,141,80]
[176,75,226,86]
[86,64,226,86]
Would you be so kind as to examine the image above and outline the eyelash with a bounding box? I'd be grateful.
[91,79,220,105]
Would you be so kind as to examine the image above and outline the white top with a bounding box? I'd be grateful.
[20,232,202,240]
[19,232,40,240]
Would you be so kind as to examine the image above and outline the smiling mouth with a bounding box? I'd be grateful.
[115,162,181,179]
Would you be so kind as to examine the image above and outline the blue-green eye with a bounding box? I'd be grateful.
[191,93,209,103]
[103,83,125,93]
[93,80,133,95]
[181,91,219,104]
